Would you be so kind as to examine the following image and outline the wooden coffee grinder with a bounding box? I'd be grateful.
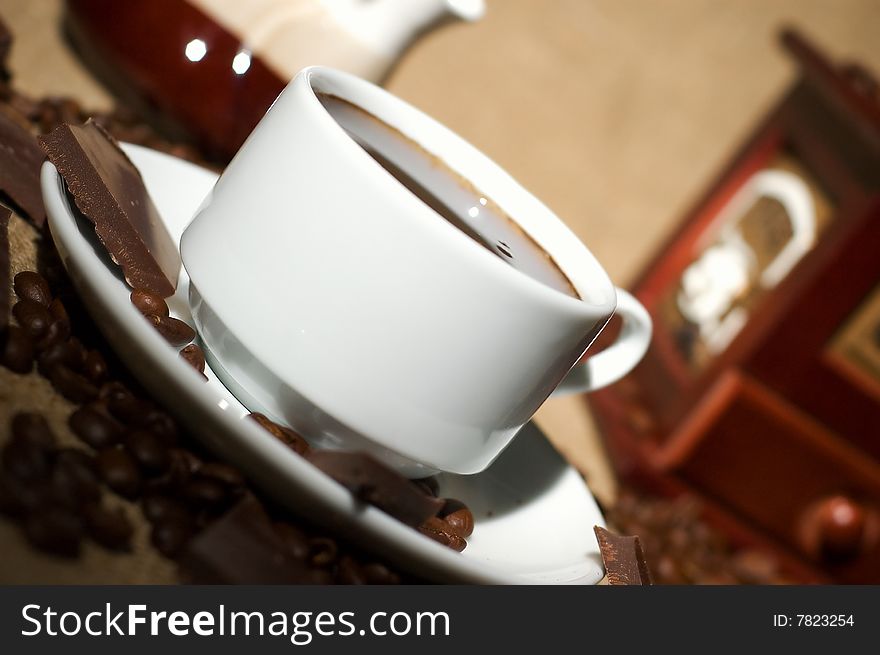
[589,29,880,583]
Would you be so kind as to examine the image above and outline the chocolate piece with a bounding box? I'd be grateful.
[0,105,46,225]
[0,204,9,332]
[39,120,180,296]
[594,526,653,586]
[306,450,444,527]
[179,494,320,583]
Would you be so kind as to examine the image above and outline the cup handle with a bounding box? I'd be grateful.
[551,288,652,397]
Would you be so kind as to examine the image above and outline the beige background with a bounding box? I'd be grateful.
[3,0,880,505]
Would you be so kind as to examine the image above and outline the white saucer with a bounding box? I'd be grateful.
[40,143,605,584]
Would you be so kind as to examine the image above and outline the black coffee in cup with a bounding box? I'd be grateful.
[317,93,580,300]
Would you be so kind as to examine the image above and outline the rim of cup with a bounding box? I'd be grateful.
[296,65,618,317]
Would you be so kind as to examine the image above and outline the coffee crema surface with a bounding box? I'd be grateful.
[317,93,580,300]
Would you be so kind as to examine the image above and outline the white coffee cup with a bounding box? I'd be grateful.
[181,66,651,476]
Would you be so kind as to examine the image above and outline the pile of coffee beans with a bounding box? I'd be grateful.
[606,489,793,584]
[129,288,205,378]
[0,413,133,556]
[8,270,108,402]
[1,261,410,582]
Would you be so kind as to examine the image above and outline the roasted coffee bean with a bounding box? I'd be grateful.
[248,413,310,456]
[130,288,169,317]
[50,457,101,508]
[274,522,310,560]
[0,476,25,516]
[11,413,56,451]
[55,447,98,475]
[84,504,133,551]
[151,517,194,557]
[35,319,71,351]
[198,462,245,490]
[361,562,400,585]
[141,493,191,525]
[182,477,228,510]
[145,314,195,347]
[13,271,52,306]
[67,337,87,366]
[162,448,202,487]
[336,555,367,584]
[1,325,34,373]
[2,440,51,481]
[107,394,153,426]
[96,447,142,499]
[438,498,474,538]
[6,477,54,513]
[82,350,108,383]
[308,537,339,567]
[179,343,205,374]
[49,365,99,403]
[169,447,201,477]
[142,410,179,445]
[48,297,69,326]
[69,404,124,449]
[125,429,170,475]
[24,507,83,557]
[37,340,84,375]
[99,381,131,404]
[418,516,467,552]
[413,476,439,498]
[13,299,51,340]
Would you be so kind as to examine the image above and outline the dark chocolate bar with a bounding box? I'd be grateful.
[179,494,323,584]
[0,202,9,332]
[594,525,653,585]
[0,104,46,226]
[39,119,180,297]
[306,450,444,527]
